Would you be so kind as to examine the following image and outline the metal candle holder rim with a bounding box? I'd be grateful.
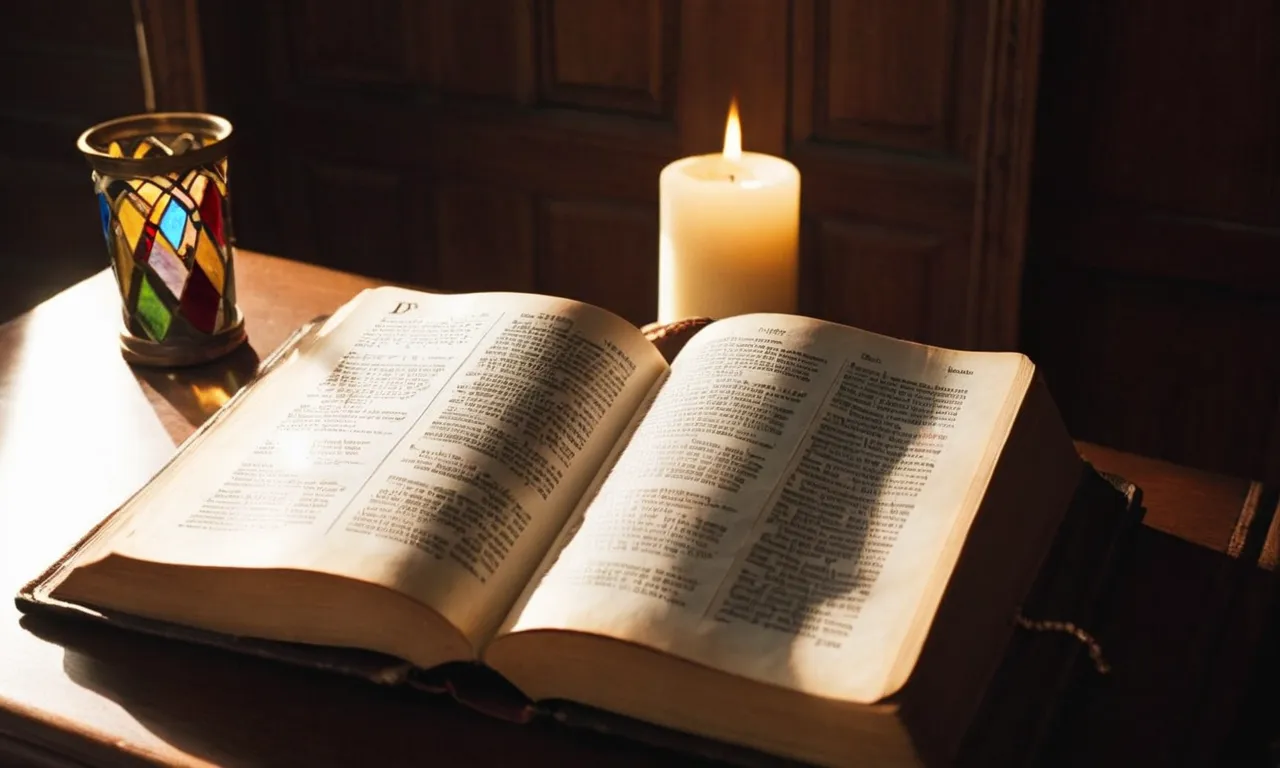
[77,112,233,177]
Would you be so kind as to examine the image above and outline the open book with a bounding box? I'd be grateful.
[28,287,1086,767]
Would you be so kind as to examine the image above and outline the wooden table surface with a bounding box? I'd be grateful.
[1,251,1277,767]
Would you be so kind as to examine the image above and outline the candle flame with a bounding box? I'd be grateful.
[722,98,742,162]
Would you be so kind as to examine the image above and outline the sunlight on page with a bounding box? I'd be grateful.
[502,314,1025,702]
[309,296,668,645]
[104,288,669,650]
[104,289,497,564]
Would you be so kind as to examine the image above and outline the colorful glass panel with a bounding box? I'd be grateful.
[147,193,170,226]
[188,174,208,207]
[97,193,111,241]
[117,199,145,251]
[192,231,224,293]
[180,262,221,333]
[135,276,172,341]
[134,180,163,205]
[91,147,239,348]
[148,235,188,298]
[113,226,135,299]
[134,222,157,265]
[200,184,224,245]
[168,183,195,210]
[122,190,149,217]
[158,199,187,251]
[180,216,198,254]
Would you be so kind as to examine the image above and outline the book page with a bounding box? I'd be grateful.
[108,287,667,647]
[496,314,1026,702]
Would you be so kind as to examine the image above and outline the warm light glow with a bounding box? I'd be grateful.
[722,98,742,161]
[190,382,232,412]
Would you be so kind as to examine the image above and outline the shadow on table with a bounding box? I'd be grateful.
[129,341,261,429]
[18,613,698,768]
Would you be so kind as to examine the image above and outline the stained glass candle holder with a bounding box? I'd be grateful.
[77,112,247,366]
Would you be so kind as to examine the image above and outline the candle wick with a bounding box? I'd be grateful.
[729,174,736,183]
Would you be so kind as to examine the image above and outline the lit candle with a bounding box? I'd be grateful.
[658,99,800,323]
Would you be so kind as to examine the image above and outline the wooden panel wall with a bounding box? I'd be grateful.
[1023,0,1280,478]
[790,0,993,345]
[0,1,147,321]
[202,0,1042,344]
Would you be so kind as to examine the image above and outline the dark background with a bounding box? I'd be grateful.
[1,0,1277,482]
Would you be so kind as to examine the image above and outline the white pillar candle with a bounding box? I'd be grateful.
[658,101,800,323]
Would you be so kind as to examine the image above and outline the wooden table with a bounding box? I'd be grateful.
[1,251,1277,767]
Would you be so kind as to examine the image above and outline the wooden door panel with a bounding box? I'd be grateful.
[1,52,142,118]
[1038,207,1280,300]
[1025,0,1280,477]
[282,0,538,99]
[790,0,1024,349]
[205,0,1041,353]
[538,199,659,325]
[791,149,974,233]
[818,0,953,150]
[676,0,790,155]
[797,0,989,157]
[273,101,674,204]
[540,0,676,116]
[1034,1,1278,225]
[810,220,948,342]
[436,183,537,292]
[288,0,416,86]
[1031,268,1280,476]
[0,0,147,321]
[295,158,417,281]
[423,0,536,102]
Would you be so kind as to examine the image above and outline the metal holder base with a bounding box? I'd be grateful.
[119,319,248,367]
